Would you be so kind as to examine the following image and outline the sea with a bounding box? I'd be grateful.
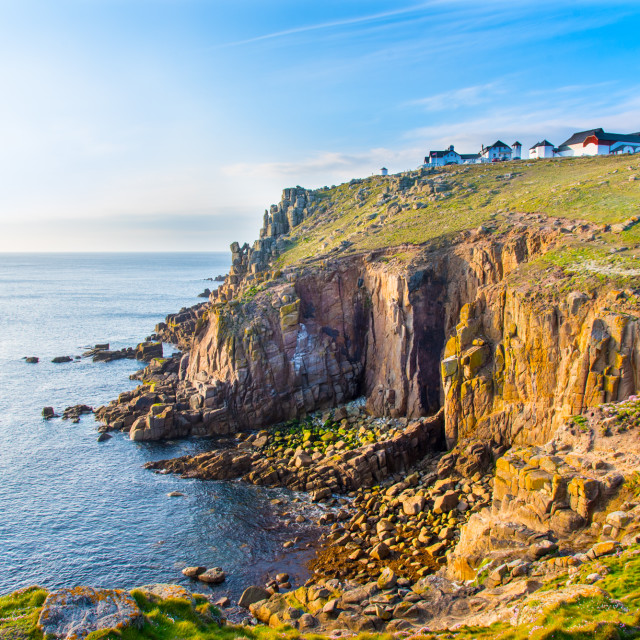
[0,253,315,597]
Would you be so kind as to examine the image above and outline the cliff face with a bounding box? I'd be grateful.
[182,203,640,448]
[186,260,367,433]
[443,284,640,447]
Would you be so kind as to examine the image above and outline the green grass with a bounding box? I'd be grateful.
[274,155,640,269]
[0,586,47,640]
[5,554,640,640]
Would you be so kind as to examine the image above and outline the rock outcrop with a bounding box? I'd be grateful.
[147,411,444,493]
[38,587,142,640]
[172,210,640,449]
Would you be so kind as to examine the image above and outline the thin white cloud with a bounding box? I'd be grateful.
[210,2,453,49]
[407,81,506,112]
[223,89,640,190]
[405,89,640,152]
[223,147,422,186]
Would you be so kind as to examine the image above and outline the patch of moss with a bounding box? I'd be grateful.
[0,586,47,640]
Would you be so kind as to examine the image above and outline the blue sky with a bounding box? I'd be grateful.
[1,0,639,251]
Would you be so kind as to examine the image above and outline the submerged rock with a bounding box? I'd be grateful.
[51,356,73,364]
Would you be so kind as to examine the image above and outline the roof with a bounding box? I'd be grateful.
[460,153,480,159]
[607,133,640,144]
[530,140,554,149]
[558,128,640,150]
[512,141,522,146]
[484,140,511,150]
[429,149,461,158]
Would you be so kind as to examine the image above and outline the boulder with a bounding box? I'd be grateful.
[528,539,558,559]
[377,567,397,590]
[25,357,39,363]
[293,452,312,468]
[298,613,318,629]
[181,566,206,578]
[370,542,390,560]
[606,511,631,529]
[38,587,142,640]
[42,407,57,420]
[198,567,226,584]
[590,541,620,559]
[402,496,426,516]
[136,584,194,604]
[238,586,271,608]
[51,356,73,363]
[135,341,163,361]
[433,490,460,513]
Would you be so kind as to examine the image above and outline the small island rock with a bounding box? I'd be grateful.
[198,567,226,584]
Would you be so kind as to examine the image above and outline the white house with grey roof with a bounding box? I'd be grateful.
[424,145,462,166]
[529,140,555,159]
[479,141,512,162]
[556,128,640,157]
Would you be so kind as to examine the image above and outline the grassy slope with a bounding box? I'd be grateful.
[277,155,640,290]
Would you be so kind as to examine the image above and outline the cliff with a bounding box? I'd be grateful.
[175,154,640,450]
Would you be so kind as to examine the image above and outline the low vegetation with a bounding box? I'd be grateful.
[6,547,640,640]
[277,155,640,270]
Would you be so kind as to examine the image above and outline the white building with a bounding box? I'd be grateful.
[425,145,462,166]
[556,128,640,157]
[460,153,481,164]
[529,140,555,159]
[479,141,512,162]
[380,167,388,176]
[511,142,522,159]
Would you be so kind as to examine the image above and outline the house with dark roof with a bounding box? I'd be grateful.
[511,142,522,160]
[479,141,512,162]
[529,140,555,160]
[556,128,640,157]
[424,145,462,166]
[460,153,481,164]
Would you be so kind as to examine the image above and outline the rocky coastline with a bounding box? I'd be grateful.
[10,156,640,639]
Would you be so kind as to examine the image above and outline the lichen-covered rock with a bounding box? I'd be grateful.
[135,584,195,604]
[38,587,142,640]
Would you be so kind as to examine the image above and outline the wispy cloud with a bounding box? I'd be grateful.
[407,81,506,112]
[404,87,640,151]
[210,3,445,49]
[223,87,640,189]
[223,147,422,185]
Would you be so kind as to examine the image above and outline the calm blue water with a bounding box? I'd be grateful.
[0,253,313,597]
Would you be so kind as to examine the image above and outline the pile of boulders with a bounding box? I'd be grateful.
[62,405,93,423]
[308,446,494,585]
